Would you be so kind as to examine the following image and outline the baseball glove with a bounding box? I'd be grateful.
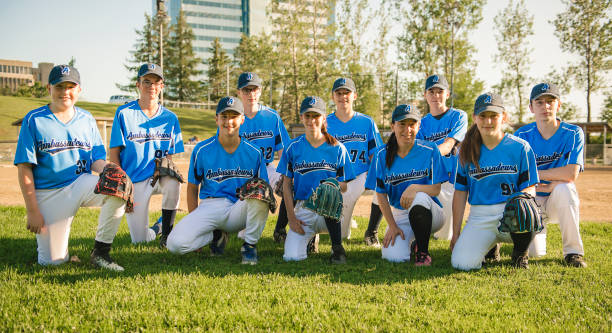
[236,177,277,213]
[304,178,343,221]
[498,192,543,234]
[151,157,185,187]
[94,162,135,213]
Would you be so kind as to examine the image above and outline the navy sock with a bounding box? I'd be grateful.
[324,218,342,247]
[161,209,176,236]
[274,199,289,233]
[365,203,383,235]
[408,205,433,254]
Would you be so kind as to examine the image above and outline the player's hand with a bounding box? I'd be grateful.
[536,180,563,193]
[400,186,417,209]
[289,217,306,235]
[450,234,459,252]
[383,225,404,248]
[26,210,45,234]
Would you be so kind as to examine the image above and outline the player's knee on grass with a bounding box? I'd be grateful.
[528,229,547,257]
[451,244,484,271]
[283,230,311,261]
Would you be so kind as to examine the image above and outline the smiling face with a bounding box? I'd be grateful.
[530,95,561,123]
[392,118,420,147]
[301,111,325,135]
[216,110,244,137]
[424,87,449,110]
[237,85,261,109]
[473,111,506,138]
[48,81,81,109]
[136,74,164,102]
[332,88,356,113]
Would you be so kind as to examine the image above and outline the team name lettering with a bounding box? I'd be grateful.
[37,138,92,155]
[335,133,366,143]
[469,163,518,180]
[293,160,336,175]
[242,130,274,141]
[385,169,430,186]
[206,167,254,183]
[422,128,451,143]
[126,131,172,144]
[536,152,563,166]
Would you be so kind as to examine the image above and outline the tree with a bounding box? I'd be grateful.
[68,57,76,67]
[553,0,612,123]
[14,82,47,98]
[206,38,232,102]
[165,10,202,102]
[493,0,534,124]
[600,93,612,124]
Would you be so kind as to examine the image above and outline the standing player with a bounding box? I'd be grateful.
[417,74,467,241]
[451,93,539,270]
[109,63,184,247]
[278,96,355,263]
[166,97,269,265]
[15,65,126,271]
[375,105,448,265]
[515,82,586,267]
[326,77,383,243]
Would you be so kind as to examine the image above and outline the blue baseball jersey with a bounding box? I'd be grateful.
[109,101,184,183]
[417,108,468,183]
[326,112,383,176]
[374,140,448,210]
[188,136,268,202]
[277,135,355,200]
[514,121,584,196]
[455,134,539,205]
[239,105,291,164]
[365,145,385,190]
[14,105,106,189]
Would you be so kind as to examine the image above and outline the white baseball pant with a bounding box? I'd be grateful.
[166,197,268,254]
[127,176,180,243]
[340,172,378,239]
[283,201,332,261]
[34,173,125,265]
[433,181,454,240]
[381,192,444,262]
[528,182,584,257]
[451,203,512,271]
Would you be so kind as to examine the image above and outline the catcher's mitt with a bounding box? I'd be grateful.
[151,157,185,187]
[236,177,277,213]
[94,162,135,213]
[304,178,343,221]
[498,192,543,234]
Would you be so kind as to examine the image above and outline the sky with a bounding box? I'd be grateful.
[0,0,606,120]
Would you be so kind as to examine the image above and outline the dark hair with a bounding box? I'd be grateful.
[459,124,482,169]
[385,132,398,168]
[321,123,338,145]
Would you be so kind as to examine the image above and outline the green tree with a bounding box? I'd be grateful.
[68,57,76,67]
[206,38,232,102]
[14,82,47,98]
[493,0,534,124]
[553,0,612,123]
[165,10,202,102]
[600,93,612,124]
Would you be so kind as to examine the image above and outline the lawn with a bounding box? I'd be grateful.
[0,205,610,331]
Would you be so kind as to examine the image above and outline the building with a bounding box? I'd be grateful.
[0,60,55,92]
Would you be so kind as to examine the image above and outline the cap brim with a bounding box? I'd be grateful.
[531,92,560,101]
[238,81,262,89]
[138,71,164,80]
[332,85,355,92]
[475,105,504,115]
[300,108,326,116]
[426,83,448,91]
[50,77,79,85]
[217,107,243,115]
[393,114,420,122]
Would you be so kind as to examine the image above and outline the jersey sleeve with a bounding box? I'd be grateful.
[568,126,585,170]
[90,118,106,162]
[364,150,378,190]
[374,150,387,193]
[518,144,540,190]
[454,160,469,192]
[431,146,449,184]
[367,119,383,157]
[109,110,126,149]
[14,116,38,166]
[188,146,203,185]
[337,144,355,182]
[257,150,269,182]
[274,115,291,152]
[170,115,185,154]
[448,111,468,142]
[276,144,292,178]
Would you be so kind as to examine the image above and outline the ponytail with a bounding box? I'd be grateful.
[459,124,482,169]
[321,123,338,145]
[385,132,398,168]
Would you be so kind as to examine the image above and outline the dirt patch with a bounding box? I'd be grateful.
[3,161,611,223]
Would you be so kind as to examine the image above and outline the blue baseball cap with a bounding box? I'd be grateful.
[425,74,449,90]
[332,77,356,92]
[392,104,421,122]
[237,72,262,89]
[138,63,164,80]
[49,65,80,85]
[530,82,560,101]
[216,96,244,115]
[474,92,504,115]
[300,96,326,116]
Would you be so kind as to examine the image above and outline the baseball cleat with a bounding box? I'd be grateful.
[150,217,163,236]
[273,229,287,244]
[330,244,346,264]
[210,230,228,256]
[90,252,124,272]
[410,240,418,261]
[241,243,258,265]
[564,254,587,268]
[363,231,380,248]
[511,254,529,269]
[414,252,432,267]
[483,243,501,264]
[307,234,319,254]
[159,234,168,249]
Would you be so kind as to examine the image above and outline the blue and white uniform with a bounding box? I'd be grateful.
[327,112,383,238]
[14,105,125,265]
[451,134,539,270]
[110,101,184,243]
[277,135,355,261]
[166,136,269,254]
[515,121,585,257]
[417,108,468,240]
[240,104,290,188]
[374,140,449,262]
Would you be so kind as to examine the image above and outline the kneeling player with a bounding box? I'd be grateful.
[166,97,269,265]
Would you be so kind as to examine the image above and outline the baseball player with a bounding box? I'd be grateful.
[375,105,448,265]
[277,96,355,263]
[514,82,586,267]
[15,65,126,271]
[326,77,384,243]
[417,74,468,241]
[166,97,269,265]
[109,63,184,247]
[451,93,540,270]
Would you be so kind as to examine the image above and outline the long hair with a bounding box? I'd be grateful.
[459,124,482,169]
[321,123,338,145]
[385,132,398,169]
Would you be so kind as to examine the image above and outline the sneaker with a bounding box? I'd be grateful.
[330,244,347,264]
[273,229,287,244]
[241,243,258,265]
[414,251,432,267]
[307,234,319,254]
[483,243,501,265]
[150,217,162,237]
[511,253,529,269]
[90,251,124,272]
[351,219,358,229]
[564,254,587,268]
[410,240,418,260]
[364,231,380,248]
[159,234,168,249]
[210,230,228,256]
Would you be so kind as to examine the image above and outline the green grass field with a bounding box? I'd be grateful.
[0,205,610,331]
[0,96,218,141]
